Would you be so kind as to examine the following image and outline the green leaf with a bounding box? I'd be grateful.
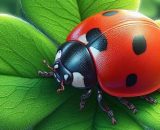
[35,92,160,130]
[0,14,55,78]
[0,0,21,16]
[139,0,158,18]
[0,14,74,129]
[154,0,160,4]
[0,76,73,129]
[21,0,140,43]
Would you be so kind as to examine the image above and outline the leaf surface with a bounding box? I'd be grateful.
[0,14,73,129]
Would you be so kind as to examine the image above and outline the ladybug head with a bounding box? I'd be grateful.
[53,59,73,85]
[51,41,76,92]
[52,40,97,92]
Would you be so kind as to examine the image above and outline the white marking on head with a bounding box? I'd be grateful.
[64,74,68,81]
[78,34,88,45]
[54,64,59,69]
[72,72,85,88]
[55,50,62,61]
[89,47,100,58]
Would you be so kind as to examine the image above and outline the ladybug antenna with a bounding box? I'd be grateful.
[57,81,65,93]
[43,59,55,72]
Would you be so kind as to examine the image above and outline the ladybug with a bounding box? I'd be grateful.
[38,10,160,124]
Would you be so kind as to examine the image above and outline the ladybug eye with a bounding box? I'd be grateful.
[55,50,62,61]
[64,74,69,81]
[54,64,59,69]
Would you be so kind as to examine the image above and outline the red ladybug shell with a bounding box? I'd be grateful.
[67,10,160,97]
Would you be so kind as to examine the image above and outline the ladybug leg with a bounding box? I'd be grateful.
[141,95,157,104]
[80,89,92,110]
[97,89,117,125]
[42,59,55,71]
[118,98,137,114]
[38,71,54,78]
[57,81,65,93]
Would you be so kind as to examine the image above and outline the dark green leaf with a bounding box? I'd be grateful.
[139,0,158,18]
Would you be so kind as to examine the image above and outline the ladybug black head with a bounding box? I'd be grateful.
[53,59,73,85]
[53,40,97,89]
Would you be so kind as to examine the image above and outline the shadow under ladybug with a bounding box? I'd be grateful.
[38,9,160,124]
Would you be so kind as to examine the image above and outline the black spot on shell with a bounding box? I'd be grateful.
[103,11,118,16]
[133,35,147,55]
[126,74,137,87]
[86,28,107,51]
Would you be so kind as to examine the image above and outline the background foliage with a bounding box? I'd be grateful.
[0,0,160,19]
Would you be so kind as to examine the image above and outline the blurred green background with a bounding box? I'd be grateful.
[140,0,160,20]
[0,0,21,16]
[0,0,159,19]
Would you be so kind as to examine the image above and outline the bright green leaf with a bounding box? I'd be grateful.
[0,14,74,129]
[0,76,74,129]
[21,0,140,43]
[0,14,56,78]
[35,92,160,130]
